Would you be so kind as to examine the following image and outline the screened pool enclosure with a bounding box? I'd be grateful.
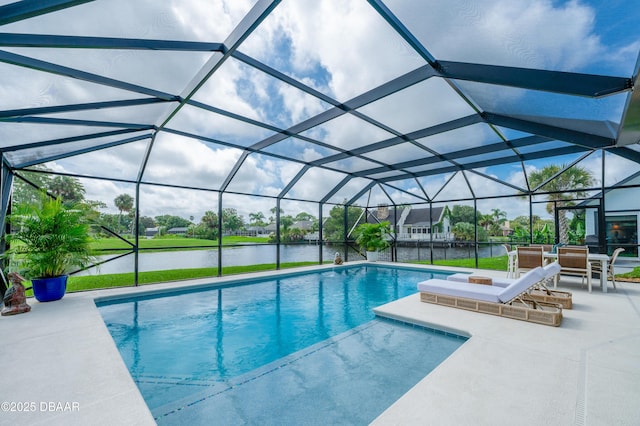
[1,0,640,289]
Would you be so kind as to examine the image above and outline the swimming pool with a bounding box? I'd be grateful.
[97,264,467,424]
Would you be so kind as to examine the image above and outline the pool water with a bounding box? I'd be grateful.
[97,265,467,424]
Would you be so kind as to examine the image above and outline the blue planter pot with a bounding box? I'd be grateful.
[31,275,68,302]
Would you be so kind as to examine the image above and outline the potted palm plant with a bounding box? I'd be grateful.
[3,193,94,302]
[354,221,391,261]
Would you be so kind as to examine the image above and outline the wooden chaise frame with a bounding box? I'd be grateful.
[419,291,562,327]
[418,267,563,327]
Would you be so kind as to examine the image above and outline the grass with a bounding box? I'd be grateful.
[57,261,326,293]
[413,255,509,271]
[615,267,640,279]
[90,235,270,252]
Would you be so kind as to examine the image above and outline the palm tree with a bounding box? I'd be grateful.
[114,193,134,233]
[491,208,506,224]
[249,211,266,225]
[527,164,594,244]
[48,175,86,205]
[478,213,493,231]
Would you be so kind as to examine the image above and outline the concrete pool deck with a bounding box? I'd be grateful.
[1,262,639,425]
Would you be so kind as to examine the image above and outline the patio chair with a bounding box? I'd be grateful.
[502,244,516,278]
[516,246,544,277]
[591,247,625,291]
[530,244,553,252]
[418,267,563,326]
[556,246,591,291]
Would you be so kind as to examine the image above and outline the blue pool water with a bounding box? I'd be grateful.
[97,265,467,424]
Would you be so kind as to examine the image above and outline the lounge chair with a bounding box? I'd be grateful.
[446,262,572,309]
[417,267,563,326]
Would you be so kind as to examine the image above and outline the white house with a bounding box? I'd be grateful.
[367,205,453,241]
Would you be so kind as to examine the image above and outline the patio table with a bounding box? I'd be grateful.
[544,251,610,293]
[508,250,610,293]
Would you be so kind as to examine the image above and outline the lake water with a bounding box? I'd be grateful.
[79,243,504,275]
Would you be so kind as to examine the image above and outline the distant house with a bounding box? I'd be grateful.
[366,205,453,241]
[260,219,324,241]
[294,220,324,241]
[292,220,315,231]
[244,226,270,237]
[500,220,513,237]
[145,227,159,238]
[167,227,188,236]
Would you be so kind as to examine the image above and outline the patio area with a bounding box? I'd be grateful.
[1,2,640,424]
[1,263,639,426]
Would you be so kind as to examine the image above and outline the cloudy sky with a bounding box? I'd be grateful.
[1,0,639,223]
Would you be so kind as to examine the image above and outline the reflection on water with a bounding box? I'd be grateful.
[79,243,504,275]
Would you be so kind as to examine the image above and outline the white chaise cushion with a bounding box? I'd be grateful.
[542,261,561,278]
[417,278,503,303]
[497,267,545,303]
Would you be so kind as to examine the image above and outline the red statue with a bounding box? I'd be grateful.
[1,272,31,316]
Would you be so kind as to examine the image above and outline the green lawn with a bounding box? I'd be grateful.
[413,255,509,271]
[21,261,327,296]
[616,267,640,279]
[90,235,271,252]
[67,261,329,291]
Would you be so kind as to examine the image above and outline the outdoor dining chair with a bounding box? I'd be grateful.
[556,246,591,290]
[591,247,625,291]
[530,244,553,252]
[502,244,516,278]
[516,246,544,277]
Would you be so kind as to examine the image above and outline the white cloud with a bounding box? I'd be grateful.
[43,139,149,180]
[287,167,348,201]
[82,179,136,213]
[386,0,610,72]
[191,59,265,122]
[277,84,328,125]
[243,0,424,101]
[358,78,478,135]
[143,132,243,188]
[168,103,273,145]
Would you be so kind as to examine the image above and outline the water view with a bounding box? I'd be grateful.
[80,243,504,275]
